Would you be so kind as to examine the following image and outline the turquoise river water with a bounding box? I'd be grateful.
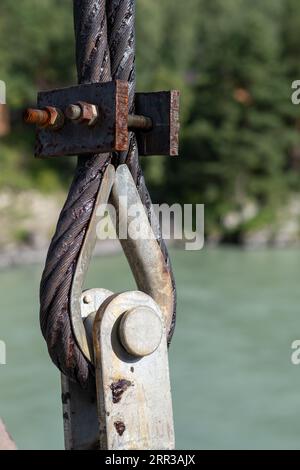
[0,248,300,449]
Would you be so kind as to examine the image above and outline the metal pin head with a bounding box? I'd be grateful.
[119,306,163,357]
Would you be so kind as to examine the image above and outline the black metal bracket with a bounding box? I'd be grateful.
[25,80,180,158]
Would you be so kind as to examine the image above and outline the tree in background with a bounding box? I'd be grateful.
[162,0,300,242]
[1,0,300,243]
[0,0,75,190]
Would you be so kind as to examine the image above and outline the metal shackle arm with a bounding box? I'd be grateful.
[69,164,175,364]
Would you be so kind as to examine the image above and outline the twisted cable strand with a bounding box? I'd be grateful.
[40,0,176,387]
[40,1,112,386]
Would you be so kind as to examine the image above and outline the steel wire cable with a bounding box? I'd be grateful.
[39,0,176,387]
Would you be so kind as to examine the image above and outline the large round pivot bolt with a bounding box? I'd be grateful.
[119,306,163,357]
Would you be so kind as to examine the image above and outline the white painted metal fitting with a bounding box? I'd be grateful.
[119,306,163,357]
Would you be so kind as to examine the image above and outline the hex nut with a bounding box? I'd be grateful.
[76,101,99,126]
[44,106,65,130]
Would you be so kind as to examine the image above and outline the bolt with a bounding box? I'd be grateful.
[128,114,152,131]
[65,101,99,126]
[65,102,152,131]
[119,306,163,357]
[23,108,50,127]
[23,106,64,130]
[65,104,81,121]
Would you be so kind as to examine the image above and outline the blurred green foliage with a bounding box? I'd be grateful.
[1,0,300,240]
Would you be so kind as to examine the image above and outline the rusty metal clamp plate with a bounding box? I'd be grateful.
[36,80,128,157]
[33,81,180,157]
[135,90,180,156]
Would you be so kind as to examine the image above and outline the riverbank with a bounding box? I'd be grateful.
[0,188,122,267]
[1,188,300,267]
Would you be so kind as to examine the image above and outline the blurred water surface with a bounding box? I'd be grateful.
[0,248,300,449]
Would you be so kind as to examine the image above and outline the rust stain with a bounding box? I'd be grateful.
[115,79,129,151]
[24,108,50,127]
[114,421,126,436]
[110,379,132,403]
[24,106,64,130]
[170,90,180,156]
